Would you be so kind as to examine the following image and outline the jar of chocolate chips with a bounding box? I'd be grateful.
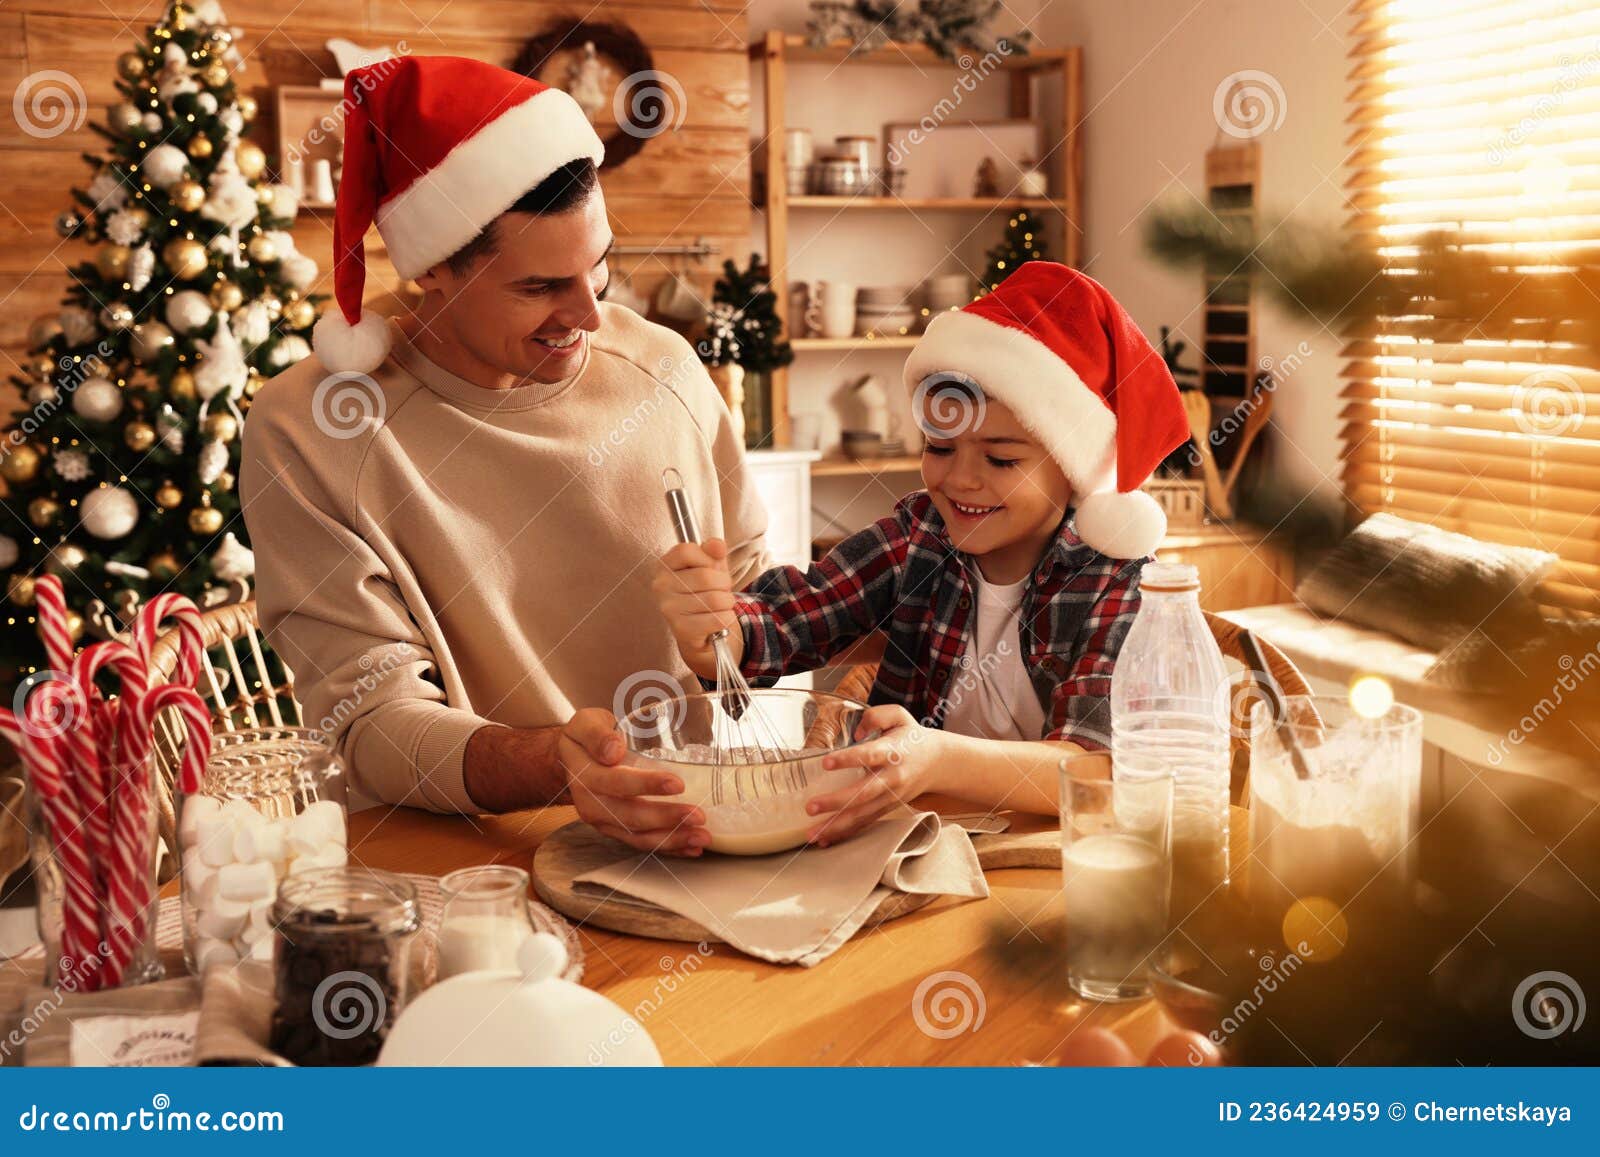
[269,867,421,1066]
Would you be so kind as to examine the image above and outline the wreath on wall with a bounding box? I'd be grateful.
[513,19,669,171]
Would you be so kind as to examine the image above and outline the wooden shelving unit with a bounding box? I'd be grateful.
[810,454,924,477]
[750,32,1084,453]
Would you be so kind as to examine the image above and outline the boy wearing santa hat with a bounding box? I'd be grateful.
[655,262,1189,843]
[243,56,768,852]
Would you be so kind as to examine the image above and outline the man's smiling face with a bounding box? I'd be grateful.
[417,187,614,385]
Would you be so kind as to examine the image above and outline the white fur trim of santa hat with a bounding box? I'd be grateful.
[312,308,392,375]
[374,87,605,280]
[1073,489,1168,559]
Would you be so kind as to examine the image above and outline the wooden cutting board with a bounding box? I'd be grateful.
[531,821,1059,944]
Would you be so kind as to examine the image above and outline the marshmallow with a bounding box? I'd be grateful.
[288,800,345,853]
[233,815,287,864]
[286,844,348,876]
[193,936,239,973]
[196,894,249,939]
[180,794,221,845]
[181,849,220,906]
[217,860,277,903]
[194,814,237,868]
[245,935,275,963]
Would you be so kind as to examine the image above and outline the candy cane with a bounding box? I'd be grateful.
[32,575,74,675]
[131,682,213,796]
[133,593,205,691]
[0,696,104,988]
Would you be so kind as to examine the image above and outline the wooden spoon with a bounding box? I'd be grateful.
[1182,389,1232,519]
[1222,385,1274,498]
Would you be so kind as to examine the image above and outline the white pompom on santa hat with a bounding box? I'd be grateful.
[314,55,605,374]
[904,262,1190,559]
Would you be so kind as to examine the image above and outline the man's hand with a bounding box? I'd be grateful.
[652,537,741,681]
[559,707,712,855]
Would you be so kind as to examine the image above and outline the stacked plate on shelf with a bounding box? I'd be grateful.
[855,285,918,337]
[922,273,974,317]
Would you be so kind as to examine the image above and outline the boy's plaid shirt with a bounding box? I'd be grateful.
[733,491,1146,750]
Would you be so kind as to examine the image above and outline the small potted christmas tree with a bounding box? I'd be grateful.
[698,254,794,449]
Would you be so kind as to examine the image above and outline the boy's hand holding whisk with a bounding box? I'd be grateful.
[653,537,745,680]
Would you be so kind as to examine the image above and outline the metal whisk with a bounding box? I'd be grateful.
[662,468,789,768]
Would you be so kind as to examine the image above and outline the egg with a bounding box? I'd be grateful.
[1050,1026,1139,1066]
[1145,1030,1224,1068]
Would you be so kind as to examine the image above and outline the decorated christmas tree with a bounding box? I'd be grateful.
[0,0,323,679]
[978,209,1048,295]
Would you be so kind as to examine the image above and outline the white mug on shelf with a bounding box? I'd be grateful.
[817,281,857,340]
[283,156,305,200]
[310,158,336,205]
[789,411,821,451]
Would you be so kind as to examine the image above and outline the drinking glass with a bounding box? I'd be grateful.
[1060,751,1174,1002]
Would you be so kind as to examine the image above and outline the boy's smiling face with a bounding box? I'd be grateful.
[917,386,1074,584]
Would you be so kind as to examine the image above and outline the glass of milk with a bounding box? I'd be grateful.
[1060,752,1174,1002]
[436,866,538,980]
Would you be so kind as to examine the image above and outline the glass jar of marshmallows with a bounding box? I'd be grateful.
[177,727,347,975]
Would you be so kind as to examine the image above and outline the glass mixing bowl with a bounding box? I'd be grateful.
[620,688,873,855]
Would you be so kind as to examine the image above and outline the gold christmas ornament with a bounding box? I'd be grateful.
[217,470,235,491]
[246,234,278,263]
[117,51,148,80]
[155,481,184,509]
[1,444,41,483]
[256,184,275,205]
[236,94,258,122]
[199,59,229,88]
[171,179,206,212]
[186,134,214,160]
[46,544,87,575]
[27,315,64,349]
[188,497,223,535]
[208,279,244,311]
[234,141,266,179]
[202,412,238,442]
[148,551,181,579]
[124,421,157,452]
[30,354,57,380]
[97,244,132,279]
[261,294,283,319]
[109,102,144,135]
[65,610,84,644]
[130,321,175,361]
[100,303,136,332]
[163,236,209,280]
[169,367,198,399]
[8,574,37,607]
[28,497,62,528]
[282,298,315,329]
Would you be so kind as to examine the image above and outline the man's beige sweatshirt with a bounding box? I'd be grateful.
[240,303,770,813]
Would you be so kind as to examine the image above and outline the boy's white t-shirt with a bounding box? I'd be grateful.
[941,571,1048,742]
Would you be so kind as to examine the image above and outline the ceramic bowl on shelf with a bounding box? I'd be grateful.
[621,689,873,856]
[840,430,885,459]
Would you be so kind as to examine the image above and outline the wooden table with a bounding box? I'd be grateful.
[345,800,1176,1066]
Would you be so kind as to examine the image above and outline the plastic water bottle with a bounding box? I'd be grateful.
[1110,562,1231,917]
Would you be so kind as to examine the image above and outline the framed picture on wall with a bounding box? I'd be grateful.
[881,118,1043,199]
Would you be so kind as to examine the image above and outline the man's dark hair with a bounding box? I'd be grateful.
[443,157,599,276]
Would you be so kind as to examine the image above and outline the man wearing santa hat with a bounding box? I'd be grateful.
[242,56,767,854]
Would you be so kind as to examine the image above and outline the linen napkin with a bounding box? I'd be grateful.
[573,809,991,966]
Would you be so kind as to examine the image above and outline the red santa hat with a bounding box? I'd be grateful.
[312,55,605,374]
[904,262,1189,559]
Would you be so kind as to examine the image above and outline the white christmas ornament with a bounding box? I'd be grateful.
[157,405,185,453]
[279,253,319,291]
[267,184,300,222]
[196,92,218,115]
[210,532,254,581]
[127,244,155,292]
[80,486,140,540]
[166,290,214,334]
[87,169,127,212]
[197,438,228,484]
[26,382,58,406]
[219,106,243,137]
[263,230,298,257]
[72,377,123,422]
[193,313,248,401]
[141,112,163,134]
[53,448,90,482]
[142,144,188,188]
[0,535,17,570]
[269,335,311,368]
[231,300,270,348]
[105,208,147,246]
[201,172,257,231]
[59,306,98,346]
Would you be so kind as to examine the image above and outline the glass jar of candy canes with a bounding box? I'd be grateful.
[176,727,347,975]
